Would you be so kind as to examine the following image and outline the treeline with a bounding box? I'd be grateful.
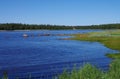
[0,23,120,30]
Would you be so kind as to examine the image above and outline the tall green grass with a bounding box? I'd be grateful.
[58,64,103,79]
[107,59,120,79]
[57,59,120,79]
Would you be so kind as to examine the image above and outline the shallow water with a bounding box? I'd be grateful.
[0,30,117,79]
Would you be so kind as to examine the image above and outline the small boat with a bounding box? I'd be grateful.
[23,34,28,37]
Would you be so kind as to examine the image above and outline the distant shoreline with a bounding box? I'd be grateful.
[0,30,51,32]
[0,29,102,32]
[0,23,120,30]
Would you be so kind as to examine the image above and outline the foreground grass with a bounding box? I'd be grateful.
[58,59,120,79]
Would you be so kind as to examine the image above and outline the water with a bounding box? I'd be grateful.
[0,30,117,79]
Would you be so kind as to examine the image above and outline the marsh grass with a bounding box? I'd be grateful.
[72,34,120,50]
[58,59,120,79]
[105,59,120,79]
[71,30,120,59]
[106,53,120,59]
[58,63,103,79]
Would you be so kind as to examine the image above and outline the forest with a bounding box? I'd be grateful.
[0,23,120,30]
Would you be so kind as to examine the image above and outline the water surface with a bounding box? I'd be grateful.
[0,30,116,79]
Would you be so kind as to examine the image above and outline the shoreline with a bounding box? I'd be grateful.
[0,30,51,32]
[71,29,120,59]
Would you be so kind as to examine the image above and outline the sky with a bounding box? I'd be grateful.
[0,0,120,25]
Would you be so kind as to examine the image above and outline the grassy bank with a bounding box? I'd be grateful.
[71,29,120,58]
[106,53,120,59]
[72,30,120,50]
[58,59,120,79]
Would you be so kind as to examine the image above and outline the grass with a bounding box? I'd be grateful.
[106,53,120,59]
[71,29,120,58]
[58,64,102,79]
[58,59,120,79]
[72,30,120,50]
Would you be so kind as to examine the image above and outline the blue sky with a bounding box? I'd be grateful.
[0,0,120,25]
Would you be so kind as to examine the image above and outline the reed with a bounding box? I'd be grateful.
[58,59,120,79]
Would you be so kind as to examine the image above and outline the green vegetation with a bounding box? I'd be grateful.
[106,53,120,59]
[71,29,120,59]
[72,30,120,50]
[58,64,102,79]
[0,23,120,30]
[58,59,120,79]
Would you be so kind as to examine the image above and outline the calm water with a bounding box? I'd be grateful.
[0,30,116,79]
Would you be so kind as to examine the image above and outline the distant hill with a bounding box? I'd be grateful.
[0,23,120,30]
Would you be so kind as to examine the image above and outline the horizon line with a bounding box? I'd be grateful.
[0,22,120,26]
